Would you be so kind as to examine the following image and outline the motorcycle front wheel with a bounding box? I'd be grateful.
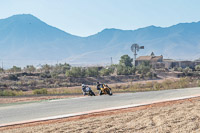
[106,90,112,96]
[89,91,95,96]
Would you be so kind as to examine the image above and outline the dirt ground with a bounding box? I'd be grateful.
[1,97,200,133]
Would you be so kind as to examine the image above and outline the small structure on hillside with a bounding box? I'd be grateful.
[164,60,195,69]
[194,59,200,66]
[136,52,199,69]
[135,52,163,68]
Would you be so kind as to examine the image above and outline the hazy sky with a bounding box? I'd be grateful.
[0,0,200,36]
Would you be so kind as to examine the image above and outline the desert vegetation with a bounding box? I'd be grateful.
[0,55,157,95]
[1,77,200,97]
[1,55,200,96]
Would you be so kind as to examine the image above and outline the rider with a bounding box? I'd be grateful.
[81,84,87,96]
[96,82,103,95]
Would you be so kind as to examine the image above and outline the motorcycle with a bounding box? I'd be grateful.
[82,87,96,96]
[99,84,112,96]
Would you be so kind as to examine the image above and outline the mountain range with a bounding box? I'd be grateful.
[1,14,200,67]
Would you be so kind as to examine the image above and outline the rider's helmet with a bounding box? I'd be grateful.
[82,84,86,87]
[96,82,100,85]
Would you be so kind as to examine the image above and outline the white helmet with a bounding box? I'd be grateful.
[82,84,85,87]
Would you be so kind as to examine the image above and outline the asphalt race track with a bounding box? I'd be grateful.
[1,87,200,126]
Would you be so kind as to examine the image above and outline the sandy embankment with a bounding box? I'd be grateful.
[1,96,200,133]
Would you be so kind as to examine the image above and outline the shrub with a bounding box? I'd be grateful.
[177,67,183,72]
[8,66,22,73]
[86,67,99,77]
[173,67,178,71]
[177,77,189,88]
[0,67,3,73]
[145,82,154,88]
[8,74,19,81]
[153,82,162,90]
[0,90,24,96]
[195,65,200,71]
[100,67,114,76]
[41,64,52,73]
[136,62,151,75]
[23,65,36,73]
[100,68,110,76]
[33,88,48,95]
[128,83,141,91]
[66,67,86,77]
[183,67,192,76]
[50,71,59,78]
[117,65,135,75]
[146,72,153,78]
[40,72,51,78]
[119,55,133,67]
[161,79,172,89]
[51,63,71,75]
[198,80,200,87]
[0,90,15,96]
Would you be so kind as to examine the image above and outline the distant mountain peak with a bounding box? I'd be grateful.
[1,14,200,67]
[4,14,43,24]
[10,14,35,18]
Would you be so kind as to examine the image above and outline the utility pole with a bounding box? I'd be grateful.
[111,57,113,65]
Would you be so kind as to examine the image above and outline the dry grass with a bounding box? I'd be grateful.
[1,77,199,96]
[111,77,200,93]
